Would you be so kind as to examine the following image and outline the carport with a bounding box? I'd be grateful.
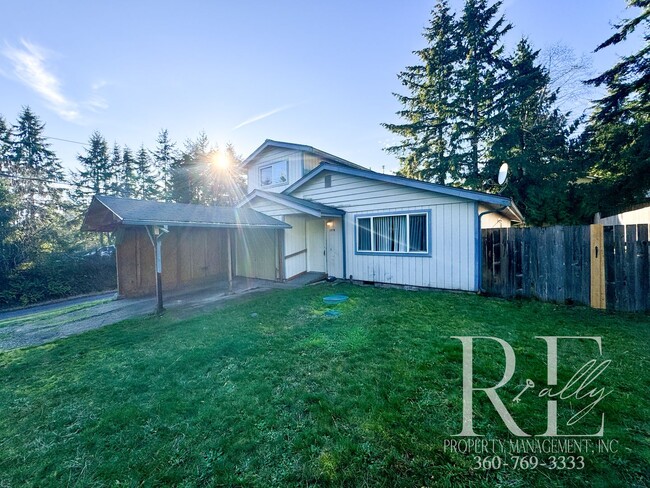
[82,195,290,312]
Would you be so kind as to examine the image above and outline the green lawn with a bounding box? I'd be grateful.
[0,283,648,487]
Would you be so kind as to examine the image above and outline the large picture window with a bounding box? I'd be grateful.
[260,161,288,187]
[356,212,429,254]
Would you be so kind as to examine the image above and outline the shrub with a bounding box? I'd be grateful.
[0,253,116,308]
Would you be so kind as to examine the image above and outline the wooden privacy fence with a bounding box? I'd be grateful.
[482,224,650,313]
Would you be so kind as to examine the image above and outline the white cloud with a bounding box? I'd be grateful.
[2,39,81,122]
[233,104,295,130]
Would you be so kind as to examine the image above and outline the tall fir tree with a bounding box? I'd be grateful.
[118,146,137,198]
[8,106,64,226]
[583,0,649,214]
[135,144,157,200]
[107,143,122,195]
[0,115,12,175]
[385,0,511,189]
[72,131,111,205]
[151,129,178,201]
[454,0,511,187]
[0,178,17,283]
[490,39,579,225]
[383,0,460,183]
[174,132,211,204]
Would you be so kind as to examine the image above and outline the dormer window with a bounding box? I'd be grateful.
[260,161,288,187]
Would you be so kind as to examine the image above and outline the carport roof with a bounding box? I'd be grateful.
[82,195,292,232]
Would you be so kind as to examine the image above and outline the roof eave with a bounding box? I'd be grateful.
[120,219,291,229]
[238,189,344,218]
[284,163,514,207]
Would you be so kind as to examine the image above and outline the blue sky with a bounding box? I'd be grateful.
[0,0,642,175]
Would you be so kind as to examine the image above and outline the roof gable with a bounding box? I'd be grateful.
[241,139,365,170]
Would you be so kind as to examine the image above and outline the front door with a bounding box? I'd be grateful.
[306,219,326,273]
[326,218,343,278]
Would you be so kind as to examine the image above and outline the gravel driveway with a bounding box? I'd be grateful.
[0,278,281,351]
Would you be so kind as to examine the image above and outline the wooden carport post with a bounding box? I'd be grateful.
[146,225,169,314]
[227,229,233,293]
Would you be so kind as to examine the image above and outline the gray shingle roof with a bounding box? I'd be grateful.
[82,195,291,232]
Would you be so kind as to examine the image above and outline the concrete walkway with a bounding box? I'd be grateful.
[0,275,324,352]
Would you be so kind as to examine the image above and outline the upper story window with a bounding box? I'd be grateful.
[260,161,288,187]
[356,212,429,255]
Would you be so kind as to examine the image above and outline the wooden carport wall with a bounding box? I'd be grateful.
[144,225,234,313]
[81,195,291,314]
[118,225,286,313]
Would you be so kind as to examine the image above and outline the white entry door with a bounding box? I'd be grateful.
[306,219,326,272]
[326,218,343,278]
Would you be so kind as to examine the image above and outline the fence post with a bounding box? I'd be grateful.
[590,224,606,309]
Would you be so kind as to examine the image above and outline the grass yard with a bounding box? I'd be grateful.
[0,283,648,487]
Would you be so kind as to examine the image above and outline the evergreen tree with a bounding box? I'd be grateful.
[151,129,178,201]
[107,143,122,195]
[583,0,649,213]
[0,115,12,174]
[384,0,511,189]
[174,132,211,204]
[118,146,137,198]
[383,0,460,183]
[72,131,111,205]
[8,106,64,226]
[454,0,511,187]
[0,178,17,284]
[490,39,580,225]
[135,144,157,200]
[587,0,649,123]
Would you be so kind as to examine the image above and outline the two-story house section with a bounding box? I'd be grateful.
[241,139,367,194]
[237,139,524,291]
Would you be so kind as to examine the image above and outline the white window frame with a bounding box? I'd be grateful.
[356,211,430,256]
[259,160,288,187]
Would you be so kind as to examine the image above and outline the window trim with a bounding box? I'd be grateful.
[354,209,432,257]
[259,160,289,188]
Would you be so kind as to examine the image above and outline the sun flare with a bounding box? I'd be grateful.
[213,150,230,170]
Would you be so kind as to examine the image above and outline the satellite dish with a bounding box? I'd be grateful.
[497,163,509,185]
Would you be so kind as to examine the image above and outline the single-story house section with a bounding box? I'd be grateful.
[594,201,650,226]
[82,195,290,299]
[237,140,524,292]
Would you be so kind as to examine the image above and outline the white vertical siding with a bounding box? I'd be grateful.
[597,206,650,225]
[303,154,322,173]
[284,215,307,279]
[478,204,513,228]
[246,148,304,193]
[234,228,277,280]
[244,197,303,218]
[294,172,478,291]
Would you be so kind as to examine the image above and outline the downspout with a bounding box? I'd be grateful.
[341,214,347,280]
[476,204,508,293]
